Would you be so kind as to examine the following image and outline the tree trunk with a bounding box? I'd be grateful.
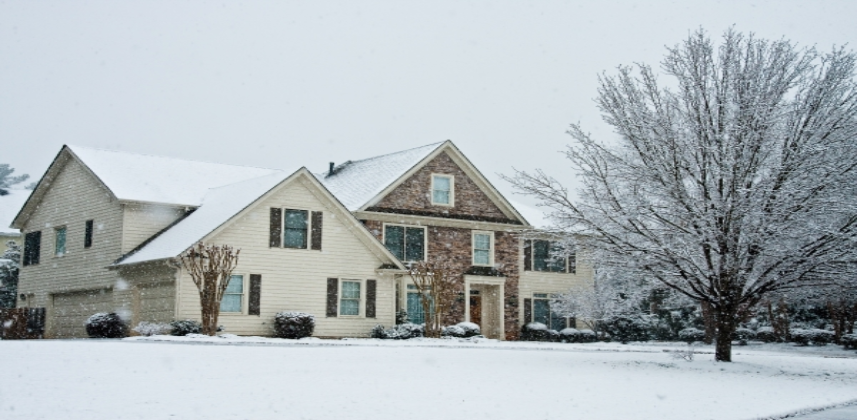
[714,305,737,362]
[701,301,715,345]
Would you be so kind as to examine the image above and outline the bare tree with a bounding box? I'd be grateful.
[0,164,29,196]
[507,29,857,361]
[407,260,460,338]
[179,243,241,336]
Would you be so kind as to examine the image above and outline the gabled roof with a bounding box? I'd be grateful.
[69,145,282,206]
[316,142,444,211]
[318,140,529,225]
[116,168,405,269]
[1,189,31,234]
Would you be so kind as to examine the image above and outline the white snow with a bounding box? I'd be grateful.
[2,338,854,420]
[117,170,295,265]
[0,189,31,233]
[317,142,443,210]
[69,145,283,206]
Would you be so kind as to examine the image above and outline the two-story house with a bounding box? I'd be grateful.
[11,141,593,339]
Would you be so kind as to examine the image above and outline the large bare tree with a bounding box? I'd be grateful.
[507,29,857,361]
[407,260,460,338]
[179,243,241,336]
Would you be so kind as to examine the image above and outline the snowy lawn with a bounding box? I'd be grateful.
[1,337,856,420]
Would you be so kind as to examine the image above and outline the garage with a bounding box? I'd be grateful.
[52,289,114,338]
[138,282,175,323]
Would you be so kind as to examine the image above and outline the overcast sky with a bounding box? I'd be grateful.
[2,1,856,206]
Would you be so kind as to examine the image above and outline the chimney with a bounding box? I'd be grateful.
[329,162,335,175]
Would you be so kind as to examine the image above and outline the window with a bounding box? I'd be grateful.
[533,293,569,330]
[23,231,41,266]
[340,280,361,316]
[220,274,244,313]
[406,284,433,324]
[55,227,67,257]
[431,174,453,206]
[527,240,575,273]
[384,225,426,262]
[84,220,93,248]
[284,209,308,249]
[472,231,493,266]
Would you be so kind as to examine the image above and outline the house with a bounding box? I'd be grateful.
[11,141,593,339]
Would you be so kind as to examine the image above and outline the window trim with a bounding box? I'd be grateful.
[471,230,494,267]
[280,207,312,250]
[430,174,455,207]
[220,273,248,315]
[382,223,428,262]
[338,279,363,317]
[54,226,67,257]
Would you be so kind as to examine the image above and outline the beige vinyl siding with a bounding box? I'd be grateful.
[518,245,594,329]
[16,157,126,337]
[121,203,187,254]
[175,175,395,337]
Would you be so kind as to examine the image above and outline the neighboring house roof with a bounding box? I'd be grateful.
[68,145,283,206]
[316,142,444,211]
[1,189,32,234]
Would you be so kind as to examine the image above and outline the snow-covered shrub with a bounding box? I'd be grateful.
[578,329,598,343]
[755,326,779,343]
[85,313,128,338]
[841,333,857,350]
[370,324,386,339]
[457,322,481,337]
[395,310,409,325]
[602,316,650,344]
[170,319,202,336]
[559,328,580,343]
[790,328,834,346]
[546,329,560,342]
[520,322,548,341]
[369,323,425,339]
[678,328,705,344]
[441,325,466,338]
[132,321,172,336]
[274,312,315,339]
[732,328,756,345]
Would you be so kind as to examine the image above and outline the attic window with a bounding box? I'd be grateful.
[431,174,453,206]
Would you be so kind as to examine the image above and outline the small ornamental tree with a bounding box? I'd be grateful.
[407,260,460,338]
[179,243,240,336]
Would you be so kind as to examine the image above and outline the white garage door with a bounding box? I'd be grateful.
[52,289,114,338]
[139,282,175,323]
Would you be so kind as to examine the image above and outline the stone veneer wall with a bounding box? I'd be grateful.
[361,219,521,340]
[367,152,517,224]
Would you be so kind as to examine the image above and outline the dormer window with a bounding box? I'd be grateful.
[431,174,454,206]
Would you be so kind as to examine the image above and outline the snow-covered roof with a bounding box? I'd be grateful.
[69,145,283,206]
[1,189,32,234]
[117,171,294,265]
[316,142,444,211]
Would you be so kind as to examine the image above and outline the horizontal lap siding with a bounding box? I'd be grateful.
[518,252,594,329]
[176,178,394,337]
[16,158,125,337]
[121,204,187,254]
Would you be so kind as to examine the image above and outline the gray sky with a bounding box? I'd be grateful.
[2,1,856,206]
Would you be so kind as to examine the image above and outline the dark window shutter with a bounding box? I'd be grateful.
[568,253,576,274]
[269,208,282,247]
[311,211,323,250]
[523,240,532,271]
[84,220,94,248]
[523,298,532,324]
[326,278,339,317]
[366,279,377,318]
[248,274,262,316]
[23,231,41,266]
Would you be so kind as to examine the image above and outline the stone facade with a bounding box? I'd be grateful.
[367,152,519,224]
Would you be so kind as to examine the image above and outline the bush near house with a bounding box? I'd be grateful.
[170,320,202,336]
[370,323,425,339]
[678,328,706,344]
[520,322,549,341]
[732,328,756,345]
[132,321,172,336]
[273,312,315,339]
[841,334,857,350]
[85,313,128,338]
[790,329,835,346]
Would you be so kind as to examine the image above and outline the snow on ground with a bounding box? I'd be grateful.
[1,337,855,420]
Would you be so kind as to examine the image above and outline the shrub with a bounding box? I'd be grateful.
[170,319,202,336]
[85,313,128,338]
[457,322,481,338]
[678,328,706,344]
[841,333,857,350]
[755,326,779,343]
[733,327,756,345]
[395,310,409,325]
[578,329,598,343]
[442,325,466,338]
[132,321,172,336]
[790,328,834,346]
[602,316,650,344]
[274,312,315,339]
[370,323,425,339]
[370,324,387,339]
[546,329,560,342]
[520,322,549,341]
[559,328,580,343]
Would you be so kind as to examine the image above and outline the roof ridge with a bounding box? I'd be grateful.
[338,141,444,166]
[67,144,285,173]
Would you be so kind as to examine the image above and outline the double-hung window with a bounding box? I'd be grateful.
[472,231,493,266]
[431,174,453,206]
[384,225,426,262]
[284,210,308,249]
[220,274,244,313]
[55,227,67,257]
[532,293,569,330]
[340,280,361,316]
[526,240,575,273]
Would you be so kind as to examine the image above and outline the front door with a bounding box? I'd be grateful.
[469,295,482,326]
